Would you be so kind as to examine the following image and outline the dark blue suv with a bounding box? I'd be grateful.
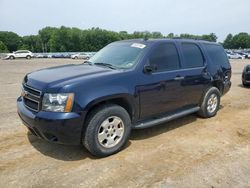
[17,39,231,157]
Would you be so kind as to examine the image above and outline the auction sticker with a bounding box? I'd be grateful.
[131,43,146,49]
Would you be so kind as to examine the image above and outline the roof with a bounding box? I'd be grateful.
[115,38,218,45]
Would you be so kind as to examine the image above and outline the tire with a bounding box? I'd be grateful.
[9,56,15,60]
[83,104,131,157]
[198,87,221,118]
[26,55,31,59]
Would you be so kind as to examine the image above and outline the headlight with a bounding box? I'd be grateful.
[42,93,74,112]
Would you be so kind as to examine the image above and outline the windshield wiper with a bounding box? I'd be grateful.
[94,62,117,69]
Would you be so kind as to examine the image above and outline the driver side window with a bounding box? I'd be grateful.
[148,43,180,72]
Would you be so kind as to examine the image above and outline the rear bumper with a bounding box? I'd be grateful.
[17,97,85,145]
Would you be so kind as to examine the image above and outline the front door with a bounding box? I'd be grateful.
[138,42,185,119]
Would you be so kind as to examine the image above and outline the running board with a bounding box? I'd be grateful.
[132,107,200,129]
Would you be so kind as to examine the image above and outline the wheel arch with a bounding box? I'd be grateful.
[83,94,138,123]
[211,80,224,95]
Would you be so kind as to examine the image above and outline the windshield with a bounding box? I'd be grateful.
[89,42,146,69]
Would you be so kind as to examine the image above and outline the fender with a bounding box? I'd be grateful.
[77,86,139,121]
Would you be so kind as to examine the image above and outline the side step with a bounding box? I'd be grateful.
[132,107,200,129]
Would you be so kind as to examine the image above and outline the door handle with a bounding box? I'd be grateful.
[174,76,184,81]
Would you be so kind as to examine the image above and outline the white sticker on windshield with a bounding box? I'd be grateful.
[131,43,146,49]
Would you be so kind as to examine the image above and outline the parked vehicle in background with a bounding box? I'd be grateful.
[71,52,91,59]
[63,53,72,58]
[51,53,65,58]
[243,52,250,59]
[35,53,49,58]
[242,65,250,86]
[4,50,33,60]
[237,52,250,59]
[17,39,231,157]
[226,52,244,59]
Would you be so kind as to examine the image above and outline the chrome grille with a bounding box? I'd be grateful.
[22,84,42,112]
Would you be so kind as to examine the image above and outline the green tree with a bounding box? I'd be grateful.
[49,26,71,52]
[0,41,9,52]
[39,27,57,52]
[223,34,233,49]
[230,32,250,49]
[201,33,217,42]
[167,33,174,38]
[21,35,42,52]
[2,26,250,52]
[151,32,163,38]
[119,31,129,40]
[0,31,21,52]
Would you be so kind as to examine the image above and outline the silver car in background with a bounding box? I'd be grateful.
[4,50,34,60]
[71,52,91,59]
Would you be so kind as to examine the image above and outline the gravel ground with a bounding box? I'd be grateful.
[0,58,249,188]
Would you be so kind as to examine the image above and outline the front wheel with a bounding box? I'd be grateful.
[83,104,131,157]
[26,55,31,59]
[198,87,221,118]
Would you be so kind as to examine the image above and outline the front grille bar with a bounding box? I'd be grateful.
[22,84,42,112]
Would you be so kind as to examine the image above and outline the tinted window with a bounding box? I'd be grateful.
[181,43,204,68]
[204,44,229,66]
[149,43,180,72]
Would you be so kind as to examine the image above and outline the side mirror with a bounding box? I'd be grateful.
[144,65,157,73]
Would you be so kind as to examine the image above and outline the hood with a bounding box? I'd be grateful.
[25,64,115,91]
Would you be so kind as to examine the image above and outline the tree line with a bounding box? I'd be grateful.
[223,33,250,49]
[0,26,249,53]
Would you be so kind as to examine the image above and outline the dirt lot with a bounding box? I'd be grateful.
[0,58,249,188]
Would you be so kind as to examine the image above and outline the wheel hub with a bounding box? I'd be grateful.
[98,116,124,148]
[207,94,218,113]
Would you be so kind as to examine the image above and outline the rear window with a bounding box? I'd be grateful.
[181,43,204,68]
[204,44,229,66]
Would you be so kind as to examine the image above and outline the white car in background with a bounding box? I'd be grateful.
[227,52,245,59]
[71,52,90,60]
[5,50,34,60]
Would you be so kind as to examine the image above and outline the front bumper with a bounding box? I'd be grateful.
[17,97,85,145]
[242,72,250,82]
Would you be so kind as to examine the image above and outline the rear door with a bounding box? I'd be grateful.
[14,51,22,58]
[176,42,210,106]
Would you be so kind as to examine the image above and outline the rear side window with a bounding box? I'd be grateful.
[149,43,180,72]
[181,43,204,68]
[204,44,229,66]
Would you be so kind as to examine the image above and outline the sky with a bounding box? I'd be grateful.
[0,0,249,42]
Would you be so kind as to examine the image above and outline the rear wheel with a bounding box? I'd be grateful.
[83,104,131,157]
[198,87,221,118]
